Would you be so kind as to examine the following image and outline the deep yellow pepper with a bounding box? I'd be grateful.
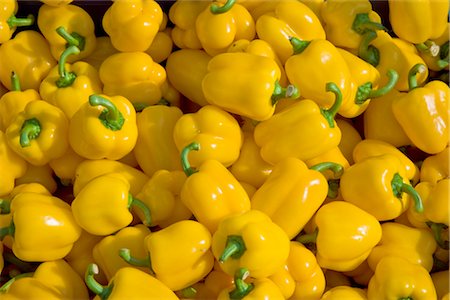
[69,94,138,160]
[15,164,58,195]
[146,28,173,64]
[419,22,449,72]
[81,36,118,71]
[268,264,295,299]
[99,51,167,108]
[120,220,215,291]
[335,118,362,165]
[297,201,382,272]
[431,270,450,300]
[367,256,437,300]
[134,104,183,177]
[0,192,82,262]
[0,30,57,91]
[367,222,437,273]
[5,100,69,166]
[255,0,326,64]
[173,105,243,168]
[37,3,96,62]
[39,45,103,119]
[0,0,34,44]
[180,142,251,233]
[251,157,341,239]
[85,264,179,300]
[420,147,449,184]
[102,0,163,52]
[321,286,368,300]
[0,130,27,197]
[254,82,342,165]
[48,146,85,186]
[71,172,151,236]
[211,209,290,278]
[392,64,449,155]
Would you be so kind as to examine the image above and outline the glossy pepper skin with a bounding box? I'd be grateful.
[180,142,251,233]
[99,52,167,108]
[254,82,342,165]
[392,64,449,155]
[71,172,151,236]
[419,23,449,71]
[85,264,179,300]
[212,209,290,279]
[321,286,368,300]
[367,256,437,300]
[69,94,138,160]
[0,192,82,262]
[37,3,96,62]
[0,0,34,44]
[420,147,449,184]
[202,52,299,121]
[335,118,362,165]
[5,100,69,166]
[0,131,27,197]
[255,0,325,64]
[0,30,57,91]
[15,164,58,195]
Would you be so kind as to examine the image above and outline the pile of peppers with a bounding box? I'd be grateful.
[0,0,449,299]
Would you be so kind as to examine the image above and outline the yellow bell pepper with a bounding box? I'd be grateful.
[0,182,50,217]
[343,260,374,287]
[0,131,27,197]
[255,0,326,64]
[0,30,57,91]
[166,49,211,107]
[195,2,255,56]
[305,147,349,179]
[69,94,138,160]
[160,79,182,108]
[251,157,342,239]
[340,153,423,221]
[173,105,243,168]
[80,36,118,71]
[297,201,382,272]
[99,52,167,108]
[431,270,450,300]
[146,29,173,64]
[0,192,82,262]
[40,0,73,6]
[134,104,183,177]
[85,264,179,300]
[37,3,96,62]
[15,164,58,195]
[335,118,362,165]
[388,0,449,45]
[217,268,285,300]
[406,181,434,229]
[39,45,103,119]
[420,147,449,184]
[120,220,215,291]
[5,99,69,166]
[367,256,437,300]
[368,222,437,273]
[48,146,85,186]
[102,0,163,52]
[419,22,449,72]
[179,142,250,233]
[92,224,152,281]
[211,209,290,278]
[202,52,299,121]
[254,82,342,165]
[392,64,449,155]
[268,264,295,299]
[0,0,34,44]
[321,286,368,300]
[71,172,151,236]
[0,72,40,131]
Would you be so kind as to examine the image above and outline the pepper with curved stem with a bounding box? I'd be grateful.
[0,199,10,214]
[271,81,300,105]
[407,63,427,91]
[426,222,449,250]
[351,13,386,35]
[228,268,254,299]
[56,26,85,51]
[210,0,236,14]
[7,14,34,29]
[0,219,15,241]
[310,162,344,179]
[219,235,247,263]
[321,82,343,128]
[85,264,113,300]
[10,71,21,91]
[89,95,125,131]
[55,45,80,88]
[355,69,399,104]
[358,30,380,67]
[415,40,440,57]
[0,272,34,293]
[181,142,200,177]
[118,248,154,274]
[391,173,423,213]
[128,194,152,226]
[289,37,311,55]
[19,118,41,147]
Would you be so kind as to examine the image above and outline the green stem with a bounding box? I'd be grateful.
[210,0,236,14]
[271,81,300,105]
[181,142,200,177]
[85,264,113,300]
[56,45,80,88]
[327,179,340,199]
[128,194,152,226]
[132,103,149,112]
[89,95,125,131]
[3,252,36,273]
[296,229,318,245]
[352,13,386,35]
[407,63,427,91]
[290,37,311,55]
[179,286,197,298]
[10,71,21,91]
[7,14,34,28]
[321,82,342,128]
[219,235,247,263]
[0,199,10,214]
[0,220,15,241]
[367,69,399,98]
[427,222,449,250]
[228,268,254,300]
[358,30,379,67]
[310,162,344,179]
[56,26,85,50]
[440,42,449,61]
[399,297,413,300]
[20,118,41,147]
[415,40,440,57]
[0,272,34,294]
[118,248,154,273]
[401,184,423,213]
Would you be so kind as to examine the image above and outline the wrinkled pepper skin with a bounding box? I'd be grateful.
[367,256,437,300]
[102,0,163,52]
[0,130,27,197]
[0,0,34,44]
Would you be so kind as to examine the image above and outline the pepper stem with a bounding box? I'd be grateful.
[219,235,247,262]
[368,69,399,99]
[290,37,311,55]
[401,184,423,213]
[407,63,427,91]
[119,248,154,274]
[228,268,254,300]
[181,142,200,177]
[415,40,440,57]
[327,179,340,199]
[321,82,342,128]
[296,229,318,245]
[56,45,80,88]
[426,222,449,250]
[56,26,86,50]
[7,14,34,28]
[0,199,10,214]
[128,194,152,226]
[89,95,125,131]
[358,30,379,67]
[0,220,15,241]
[0,272,34,293]
[352,13,386,35]
[210,0,236,14]
[310,162,344,179]
[20,118,41,147]
[179,287,197,298]
[10,71,21,91]
[271,81,300,105]
[85,264,112,300]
